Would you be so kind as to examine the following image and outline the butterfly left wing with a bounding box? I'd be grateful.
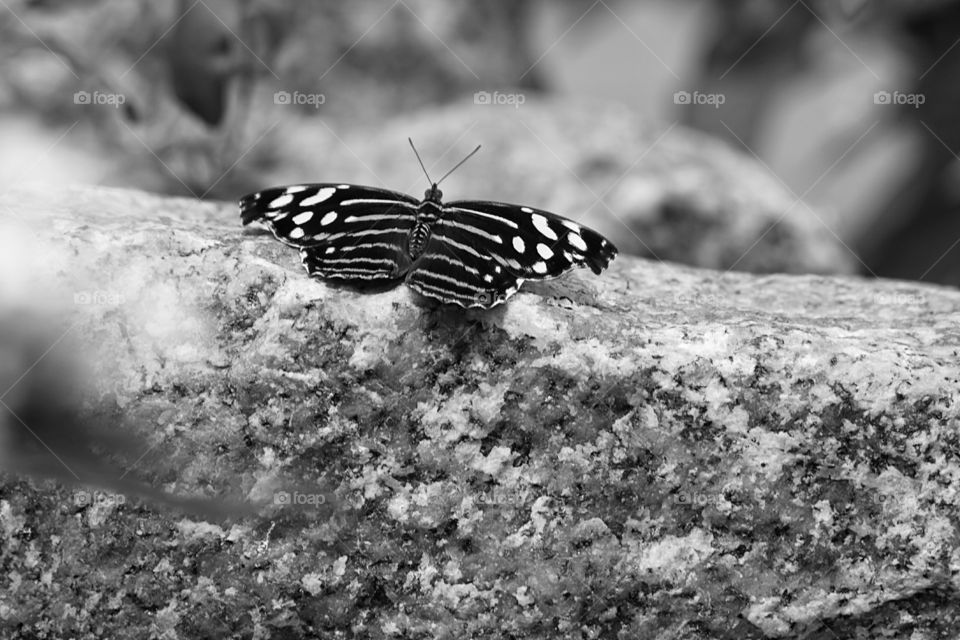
[240,183,421,282]
[405,200,618,309]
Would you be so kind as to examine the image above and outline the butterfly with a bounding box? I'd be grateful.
[239,140,617,309]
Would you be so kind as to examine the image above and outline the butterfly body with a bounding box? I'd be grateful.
[240,169,616,308]
[408,186,443,259]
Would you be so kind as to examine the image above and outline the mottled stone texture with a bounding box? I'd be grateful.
[0,186,958,639]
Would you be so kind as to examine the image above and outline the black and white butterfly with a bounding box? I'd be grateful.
[239,140,617,309]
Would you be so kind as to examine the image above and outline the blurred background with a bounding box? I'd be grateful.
[1,0,959,285]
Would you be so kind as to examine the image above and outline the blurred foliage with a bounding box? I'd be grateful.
[684,0,960,285]
[0,0,561,198]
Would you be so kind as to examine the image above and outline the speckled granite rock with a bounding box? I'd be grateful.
[1,186,958,639]
[264,99,856,276]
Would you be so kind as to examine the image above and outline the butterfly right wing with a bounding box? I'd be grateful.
[443,200,618,278]
[240,184,421,282]
[405,200,618,309]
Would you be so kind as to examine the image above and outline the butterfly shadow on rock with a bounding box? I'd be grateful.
[521,272,611,310]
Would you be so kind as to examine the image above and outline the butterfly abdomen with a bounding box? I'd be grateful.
[408,222,432,259]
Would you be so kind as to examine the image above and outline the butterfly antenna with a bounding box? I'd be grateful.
[437,144,481,186]
[408,138,434,185]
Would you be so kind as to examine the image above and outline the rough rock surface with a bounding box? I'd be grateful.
[0,186,958,639]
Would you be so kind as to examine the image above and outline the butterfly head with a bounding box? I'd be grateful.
[424,184,443,203]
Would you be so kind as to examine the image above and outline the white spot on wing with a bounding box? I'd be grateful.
[531,213,558,240]
[292,211,313,225]
[536,244,553,259]
[289,227,305,239]
[532,261,548,274]
[512,236,525,253]
[300,188,337,206]
[338,184,350,189]
[320,211,338,225]
[325,246,336,254]
[483,274,493,282]
[562,220,580,232]
[286,185,309,194]
[521,207,533,213]
[269,194,294,208]
[567,232,587,251]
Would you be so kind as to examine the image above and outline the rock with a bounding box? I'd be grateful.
[1,185,958,639]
